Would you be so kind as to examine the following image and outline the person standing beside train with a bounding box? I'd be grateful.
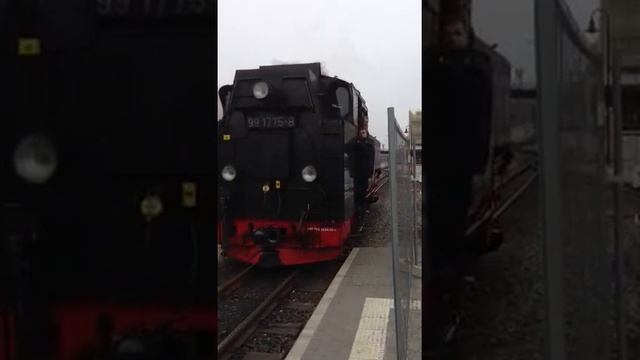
[423,16,493,342]
[346,127,376,222]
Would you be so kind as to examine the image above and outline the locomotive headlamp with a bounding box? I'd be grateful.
[301,165,317,182]
[13,134,58,184]
[253,81,269,99]
[140,194,163,220]
[221,165,237,181]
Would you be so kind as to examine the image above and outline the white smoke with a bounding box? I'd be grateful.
[320,62,331,76]
[270,59,331,76]
[271,58,292,65]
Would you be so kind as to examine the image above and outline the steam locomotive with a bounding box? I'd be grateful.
[0,1,216,359]
[217,63,381,267]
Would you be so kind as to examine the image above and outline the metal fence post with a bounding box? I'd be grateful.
[536,0,616,358]
[387,107,416,359]
[534,0,566,358]
[388,107,405,360]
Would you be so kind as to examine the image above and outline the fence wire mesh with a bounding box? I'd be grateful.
[536,0,617,358]
[387,107,415,360]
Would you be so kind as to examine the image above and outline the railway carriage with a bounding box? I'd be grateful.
[0,1,216,359]
[217,63,381,267]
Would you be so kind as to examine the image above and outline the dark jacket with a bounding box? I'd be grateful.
[346,137,375,179]
[424,43,493,177]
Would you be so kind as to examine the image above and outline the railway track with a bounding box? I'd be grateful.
[218,269,299,360]
[367,169,389,199]
[219,262,343,360]
[466,159,538,237]
[218,264,255,301]
[434,158,538,347]
[492,162,537,220]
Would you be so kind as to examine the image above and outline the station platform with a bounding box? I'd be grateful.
[284,247,421,360]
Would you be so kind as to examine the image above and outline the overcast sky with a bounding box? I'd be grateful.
[218,0,601,144]
[218,0,421,148]
[473,0,600,85]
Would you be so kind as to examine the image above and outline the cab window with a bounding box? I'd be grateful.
[335,87,350,119]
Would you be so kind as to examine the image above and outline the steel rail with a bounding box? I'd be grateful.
[217,270,298,359]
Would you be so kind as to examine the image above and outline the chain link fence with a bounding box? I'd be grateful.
[535,0,619,358]
[387,107,416,360]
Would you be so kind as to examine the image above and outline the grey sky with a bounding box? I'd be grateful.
[472,0,600,85]
[218,0,421,148]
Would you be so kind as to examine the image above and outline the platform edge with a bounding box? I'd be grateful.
[284,248,361,360]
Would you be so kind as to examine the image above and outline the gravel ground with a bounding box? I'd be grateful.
[217,268,294,343]
[351,181,391,248]
[455,179,544,360]
[621,189,640,357]
[452,181,640,359]
[228,263,345,359]
[217,247,251,285]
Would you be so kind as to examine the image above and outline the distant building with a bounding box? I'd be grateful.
[509,89,537,145]
[604,0,640,70]
[409,110,422,146]
[604,0,640,130]
[603,0,640,187]
[409,110,422,181]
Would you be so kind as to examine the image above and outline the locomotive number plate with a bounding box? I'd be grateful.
[247,115,295,129]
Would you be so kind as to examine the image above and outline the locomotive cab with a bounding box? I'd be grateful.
[218,63,372,266]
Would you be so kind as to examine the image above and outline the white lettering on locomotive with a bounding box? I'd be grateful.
[247,115,295,128]
[306,226,338,232]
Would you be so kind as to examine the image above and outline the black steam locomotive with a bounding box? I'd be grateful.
[0,1,216,359]
[218,63,380,267]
